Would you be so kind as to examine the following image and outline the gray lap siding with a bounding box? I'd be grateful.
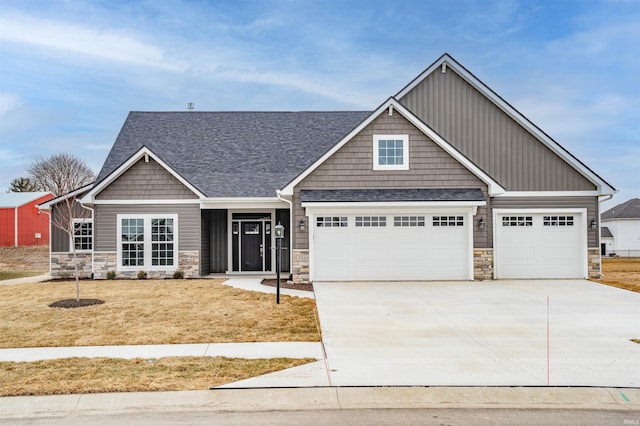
[292,111,490,250]
[94,204,200,252]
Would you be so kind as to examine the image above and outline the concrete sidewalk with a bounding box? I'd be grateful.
[0,274,50,286]
[1,386,639,419]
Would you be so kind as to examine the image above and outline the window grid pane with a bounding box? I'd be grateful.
[121,218,144,266]
[378,139,404,166]
[73,221,93,251]
[543,215,574,227]
[151,218,174,266]
[432,216,464,227]
[317,217,348,228]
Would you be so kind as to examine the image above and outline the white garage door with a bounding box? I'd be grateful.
[495,213,585,279]
[312,213,471,281]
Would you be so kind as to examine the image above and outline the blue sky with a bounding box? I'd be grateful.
[0,0,638,208]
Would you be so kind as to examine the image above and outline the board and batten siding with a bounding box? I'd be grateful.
[491,196,599,247]
[96,158,199,200]
[51,202,87,253]
[399,67,596,192]
[94,204,200,252]
[293,111,489,250]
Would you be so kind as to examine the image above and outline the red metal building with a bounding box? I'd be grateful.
[0,192,54,247]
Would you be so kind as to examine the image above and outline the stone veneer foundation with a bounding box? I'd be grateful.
[92,250,199,279]
[588,247,601,279]
[291,249,309,284]
[473,248,494,281]
[51,252,93,279]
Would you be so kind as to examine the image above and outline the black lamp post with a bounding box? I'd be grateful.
[274,222,285,304]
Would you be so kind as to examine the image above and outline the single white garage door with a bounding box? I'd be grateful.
[312,213,471,281]
[495,213,585,279]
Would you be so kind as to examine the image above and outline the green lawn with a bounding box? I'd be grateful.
[0,271,44,281]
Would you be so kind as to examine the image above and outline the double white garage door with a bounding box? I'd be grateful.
[312,212,472,281]
[310,210,586,281]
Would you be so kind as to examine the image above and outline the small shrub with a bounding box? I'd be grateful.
[106,271,116,280]
[137,270,147,280]
[173,270,184,279]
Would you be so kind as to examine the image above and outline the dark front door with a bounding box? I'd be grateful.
[241,222,263,271]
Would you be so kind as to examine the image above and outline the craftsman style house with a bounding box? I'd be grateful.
[44,54,615,281]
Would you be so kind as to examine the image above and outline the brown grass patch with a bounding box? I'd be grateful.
[0,279,320,348]
[0,356,314,396]
[595,258,640,293]
[0,271,44,281]
[0,246,49,275]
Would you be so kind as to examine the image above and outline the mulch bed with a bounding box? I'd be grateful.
[261,279,313,292]
[48,299,105,308]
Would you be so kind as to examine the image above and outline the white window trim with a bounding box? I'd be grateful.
[71,218,93,253]
[373,134,409,171]
[116,214,179,272]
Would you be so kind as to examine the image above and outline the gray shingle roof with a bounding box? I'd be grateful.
[96,111,371,198]
[601,198,640,220]
[300,188,486,203]
[600,227,613,238]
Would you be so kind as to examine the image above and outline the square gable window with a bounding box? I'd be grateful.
[373,135,409,171]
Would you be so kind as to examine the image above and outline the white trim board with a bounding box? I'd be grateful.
[281,98,505,197]
[395,53,615,196]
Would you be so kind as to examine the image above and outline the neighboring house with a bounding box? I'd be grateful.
[46,53,615,281]
[0,192,53,247]
[600,198,640,257]
[600,226,614,256]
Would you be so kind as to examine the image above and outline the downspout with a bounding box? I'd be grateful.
[276,190,293,275]
[597,194,615,277]
[80,202,95,278]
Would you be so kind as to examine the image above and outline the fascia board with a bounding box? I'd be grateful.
[397,54,615,195]
[301,200,486,209]
[37,184,94,209]
[80,147,205,203]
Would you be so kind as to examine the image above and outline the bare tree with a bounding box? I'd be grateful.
[8,177,37,192]
[28,154,95,197]
[50,192,92,301]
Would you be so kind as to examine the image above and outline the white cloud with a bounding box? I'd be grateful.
[0,93,20,119]
[0,13,186,71]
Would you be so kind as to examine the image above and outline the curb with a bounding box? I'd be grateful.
[1,387,639,418]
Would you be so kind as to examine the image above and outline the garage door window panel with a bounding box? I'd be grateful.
[433,216,464,227]
[543,215,574,226]
[502,216,533,227]
[317,216,348,228]
[355,216,386,227]
[394,216,425,227]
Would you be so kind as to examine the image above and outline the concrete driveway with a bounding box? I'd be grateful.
[313,280,640,387]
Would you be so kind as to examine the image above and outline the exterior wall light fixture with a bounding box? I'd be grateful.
[298,219,306,232]
[590,219,597,230]
[478,217,486,230]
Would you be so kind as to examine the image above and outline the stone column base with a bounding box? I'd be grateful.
[473,248,494,281]
[93,250,199,279]
[588,247,601,279]
[291,249,309,284]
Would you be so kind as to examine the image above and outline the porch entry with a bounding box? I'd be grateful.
[231,213,272,272]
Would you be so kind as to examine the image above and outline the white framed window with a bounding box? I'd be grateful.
[117,214,178,270]
[502,216,533,227]
[373,134,409,170]
[317,216,347,228]
[355,216,386,227]
[394,216,425,227]
[72,218,93,252]
[543,215,574,227]
[433,216,464,227]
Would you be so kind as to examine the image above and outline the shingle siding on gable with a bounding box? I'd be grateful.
[293,111,490,250]
[399,67,596,191]
[95,158,198,200]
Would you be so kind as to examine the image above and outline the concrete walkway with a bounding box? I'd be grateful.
[0,274,50,286]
